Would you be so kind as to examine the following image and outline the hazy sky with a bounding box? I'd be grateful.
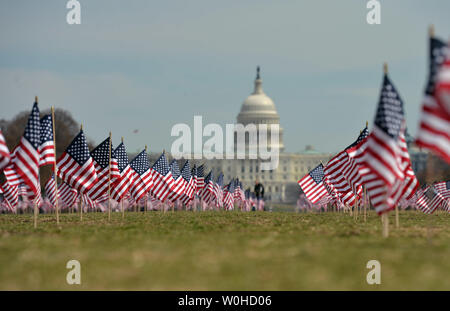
[1,1,449,154]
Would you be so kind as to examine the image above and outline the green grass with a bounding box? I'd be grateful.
[0,210,449,290]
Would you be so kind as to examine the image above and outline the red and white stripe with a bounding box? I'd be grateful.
[39,140,55,167]
[13,137,40,196]
[167,175,187,202]
[416,54,450,164]
[86,157,119,201]
[59,182,78,208]
[298,174,328,204]
[44,176,57,207]
[57,152,97,194]
[129,169,153,202]
[324,151,360,206]
[150,170,175,202]
[0,181,18,211]
[363,130,417,214]
[0,130,10,171]
[111,165,134,201]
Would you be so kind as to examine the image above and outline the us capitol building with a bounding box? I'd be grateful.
[206,67,331,203]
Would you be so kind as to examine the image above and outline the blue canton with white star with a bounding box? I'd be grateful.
[426,38,447,95]
[309,164,324,184]
[114,143,129,173]
[180,161,191,182]
[346,126,369,150]
[24,102,41,150]
[152,152,170,176]
[216,173,223,187]
[90,137,113,169]
[130,150,150,175]
[197,164,204,178]
[66,131,91,166]
[169,160,181,180]
[40,115,53,144]
[374,75,404,139]
[204,171,213,184]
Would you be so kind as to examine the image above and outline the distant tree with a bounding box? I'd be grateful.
[1,108,95,190]
[424,154,450,184]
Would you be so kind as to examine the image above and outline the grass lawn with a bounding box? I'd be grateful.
[0,210,449,290]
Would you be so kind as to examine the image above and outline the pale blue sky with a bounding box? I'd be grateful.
[1,1,449,154]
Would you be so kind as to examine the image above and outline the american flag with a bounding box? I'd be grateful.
[82,193,95,210]
[0,130,10,171]
[12,102,41,197]
[0,181,18,211]
[3,147,21,186]
[324,150,360,207]
[418,185,446,214]
[86,137,120,200]
[223,179,235,210]
[200,170,214,204]
[434,181,450,199]
[167,160,187,202]
[416,36,450,163]
[26,181,42,207]
[39,114,55,167]
[59,182,78,208]
[363,72,416,214]
[298,164,329,204]
[44,174,57,207]
[213,173,224,208]
[196,164,205,193]
[150,152,175,202]
[57,130,98,194]
[110,142,134,202]
[233,179,245,202]
[128,149,153,202]
[179,161,196,205]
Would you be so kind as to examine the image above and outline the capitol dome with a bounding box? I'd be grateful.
[237,67,281,125]
[235,67,284,152]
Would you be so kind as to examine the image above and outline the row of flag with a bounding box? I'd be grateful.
[0,104,259,213]
[298,29,450,216]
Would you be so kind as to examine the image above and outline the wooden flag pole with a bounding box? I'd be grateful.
[33,196,38,229]
[364,186,367,222]
[382,212,389,238]
[429,24,435,38]
[51,106,60,226]
[108,131,112,221]
[80,194,83,221]
[121,137,125,219]
[395,205,400,228]
[145,145,148,214]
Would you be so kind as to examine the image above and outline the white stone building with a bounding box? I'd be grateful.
[207,67,332,203]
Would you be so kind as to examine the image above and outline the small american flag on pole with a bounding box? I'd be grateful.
[434,181,450,199]
[12,101,41,197]
[86,137,120,200]
[39,114,55,167]
[167,160,187,202]
[200,170,214,204]
[150,152,175,202]
[111,142,134,202]
[0,130,10,171]
[416,35,450,163]
[57,130,98,194]
[298,164,329,204]
[128,149,153,202]
[179,161,196,205]
[363,69,418,214]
